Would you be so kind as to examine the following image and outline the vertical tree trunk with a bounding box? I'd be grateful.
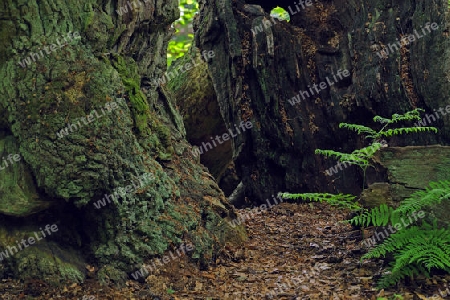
[0,0,244,284]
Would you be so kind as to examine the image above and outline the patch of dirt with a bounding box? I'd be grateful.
[0,202,449,299]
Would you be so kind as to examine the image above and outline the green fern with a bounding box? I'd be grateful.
[279,192,360,210]
[338,123,376,136]
[314,149,369,168]
[340,108,438,141]
[376,263,429,289]
[348,204,397,227]
[349,180,450,228]
[376,127,438,139]
[351,180,450,288]
[309,109,443,289]
[317,109,437,189]
[315,143,381,169]
[373,109,422,124]
[363,222,450,288]
[394,180,450,216]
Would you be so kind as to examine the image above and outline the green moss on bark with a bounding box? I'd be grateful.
[110,54,173,160]
[0,0,245,287]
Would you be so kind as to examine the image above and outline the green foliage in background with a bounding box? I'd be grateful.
[271,7,290,21]
[168,0,198,66]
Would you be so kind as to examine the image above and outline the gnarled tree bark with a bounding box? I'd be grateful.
[0,0,245,285]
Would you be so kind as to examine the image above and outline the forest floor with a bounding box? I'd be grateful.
[0,202,449,299]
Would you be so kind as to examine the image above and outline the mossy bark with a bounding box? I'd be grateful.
[0,0,245,285]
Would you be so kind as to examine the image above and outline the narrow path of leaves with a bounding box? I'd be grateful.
[1,202,448,299]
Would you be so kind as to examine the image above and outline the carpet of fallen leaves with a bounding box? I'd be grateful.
[1,202,449,299]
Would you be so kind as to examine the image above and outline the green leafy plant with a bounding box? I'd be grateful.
[279,192,360,210]
[339,108,437,141]
[369,222,450,288]
[282,109,444,289]
[315,142,382,172]
[349,180,450,227]
[394,180,450,215]
[349,180,450,288]
[316,108,437,187]
[271,7,290,21]
[349,203,397,227]
[282,109,438,212]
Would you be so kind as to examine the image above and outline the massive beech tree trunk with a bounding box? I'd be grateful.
[195,0,450,203]
[0,0,245,284]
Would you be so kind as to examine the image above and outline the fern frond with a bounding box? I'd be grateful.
[362,225,418,258]
[391,108,424,123]
[352,143,382,159]
[391,112,416,123]
[315,149,343,160]
[348,204,396,227]
[394,180,450,215]
[376,264,427,289]
[314,149,352,161]
[373,115,391,124]
[315,149,372,168]
[363,223,450,288]
[279,192,360,210]
[388,227,450,276]
[351,180,450,230]
[338,123,377,136]
[373,108,425,126]
[377,127,438,138]
[342,155,370,168]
